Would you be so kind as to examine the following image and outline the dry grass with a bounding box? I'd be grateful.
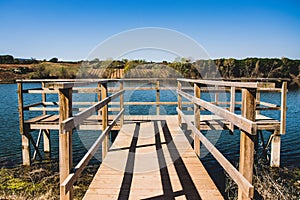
[225,158,300,200]
[1,159,299,199]
[0,162,99,200]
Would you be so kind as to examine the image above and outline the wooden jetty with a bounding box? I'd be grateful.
[84,115,223,199]
[17,78,287,200]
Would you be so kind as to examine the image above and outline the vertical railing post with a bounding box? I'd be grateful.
[238,88,256,200]
[97,82,101,116]
[229,87,236,132]
[42,81,51,153]
[42,81,46,115]
[280,82,287,135]
[194,83,201,157]
[101,82,108,159]
[270,130,281,167]
[256,90,260,115]
[215,86,219,106]
[18,82,31,166]
[156,80,160,115]
[120,80,124,127]
[59,87,73,200]
[177,81,182,126]
[270,81,287,167]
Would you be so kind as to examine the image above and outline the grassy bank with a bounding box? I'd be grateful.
[0,62,80,83]
[225,158,300,200]
[0,162,99,200]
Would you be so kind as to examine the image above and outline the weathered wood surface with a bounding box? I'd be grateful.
[238,89,256,200]
[83,116,223,200]
[177,108,254,198]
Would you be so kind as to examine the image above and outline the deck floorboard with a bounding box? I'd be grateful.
[83,115,224,200]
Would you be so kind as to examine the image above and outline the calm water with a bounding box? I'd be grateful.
[0,83,299,169]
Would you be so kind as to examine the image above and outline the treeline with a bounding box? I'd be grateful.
[0,55,80,64]
[0,55,39,64]
[1,55,300,88]
[85,57,300,79]
[198,57,300,79]
[69,57,300,88]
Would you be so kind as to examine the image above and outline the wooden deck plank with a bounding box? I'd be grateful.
[83,116,224,200]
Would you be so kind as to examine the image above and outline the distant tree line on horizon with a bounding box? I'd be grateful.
[1,55,300,88]
[0,55,80,64]
[84,57,300,87]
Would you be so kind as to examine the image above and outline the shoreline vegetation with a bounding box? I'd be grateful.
[0,159,299,199]
[0,55,300,89]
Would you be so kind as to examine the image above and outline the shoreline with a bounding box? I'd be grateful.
[0,159,299,199]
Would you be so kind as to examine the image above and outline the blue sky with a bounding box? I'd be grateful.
[0,0,299,61]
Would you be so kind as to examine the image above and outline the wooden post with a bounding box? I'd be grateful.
[178,81,182,126]
[280,82,287,135]
[215,86,219,106]
[238,88,256,200]
[97,82,101,116]
[156,80,160,115]
[256,90,260,115]
[42,82,51,153]
[270,82,287,168]
[43,129,51,153]
[18,82,31,166]
[120,81,124,127]
[42,81,46,115]
[194,83,201,157]
[101,82,108,159]
[229,87,236,132]
[59,88,73,200]
[270,130,281,167]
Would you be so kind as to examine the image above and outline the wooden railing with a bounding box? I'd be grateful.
[177,78,287,200]
[17,78,287,200]
[44,80,124,200]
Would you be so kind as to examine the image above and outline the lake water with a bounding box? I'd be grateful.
[0,83,299,170]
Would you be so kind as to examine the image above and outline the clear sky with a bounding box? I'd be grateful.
[0,0,299,61]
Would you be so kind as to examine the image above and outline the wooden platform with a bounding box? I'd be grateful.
[83,115,224,200]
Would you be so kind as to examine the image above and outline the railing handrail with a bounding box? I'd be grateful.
[177,89,258,135]
[177,108,254,197]
[177,78,276,89]
[61,108,125,195]
[176,78,287,199]
[61,89,124,132]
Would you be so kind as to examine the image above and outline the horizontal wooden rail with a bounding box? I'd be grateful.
[177,108,254,198]
[22,88,59,94]
[123,101,178,105]
[38,102,100,106]
[61,108,124,195]
[72,87,101,93]
[46,82,94,89]
[258,88,282,92]
[259,101,279,108]
[177,89,257,135]
[110,101,193,105]
[28,107,59,111]
[23,102,43,110]
[62,90,124,132]
[178,78,275,89]
[108,87,281,93]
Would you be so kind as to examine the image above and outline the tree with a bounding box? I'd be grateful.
[49,57,58,63]
[0,55,14,64]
